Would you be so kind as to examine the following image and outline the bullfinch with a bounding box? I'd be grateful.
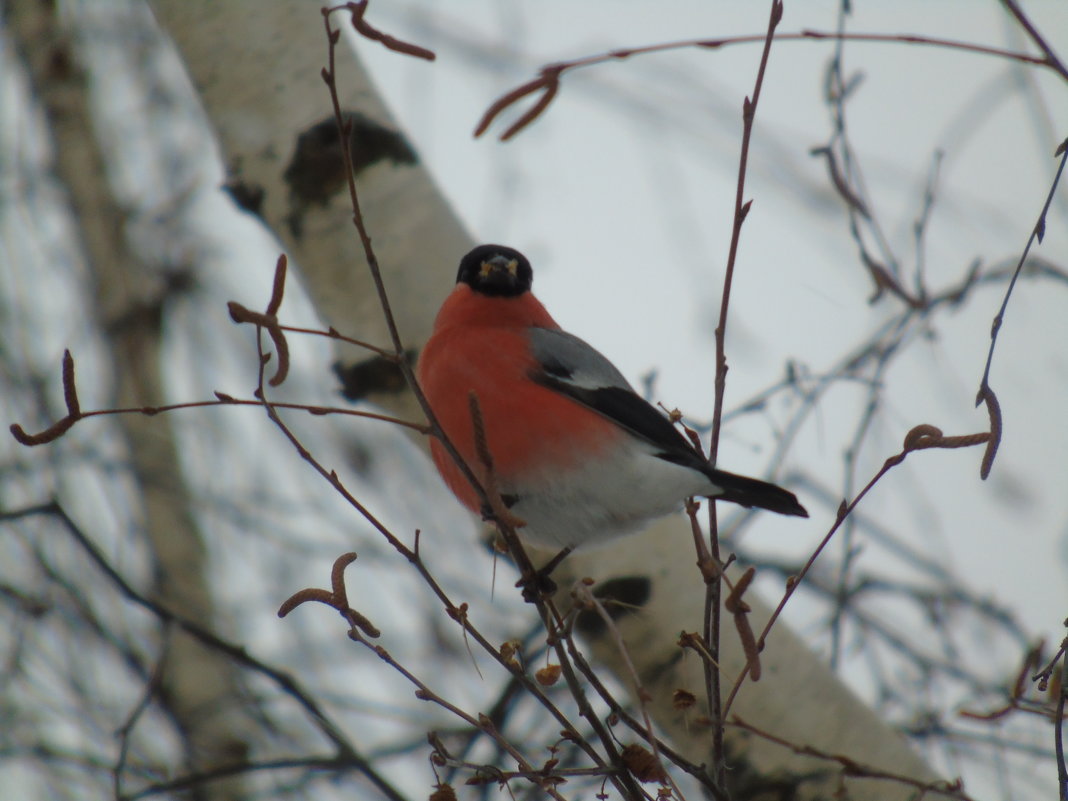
[417,244,807,551]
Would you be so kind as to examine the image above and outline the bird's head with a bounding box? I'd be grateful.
[456,244,533,298]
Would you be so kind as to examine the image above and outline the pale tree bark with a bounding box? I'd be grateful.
[148,0,470,423]
[8,2,249,798]
[150,1,939,798]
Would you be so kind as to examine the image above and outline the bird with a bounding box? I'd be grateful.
[417,244,807,552]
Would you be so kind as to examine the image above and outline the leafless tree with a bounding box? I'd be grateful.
[2,2,1065,800]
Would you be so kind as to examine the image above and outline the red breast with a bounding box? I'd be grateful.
[418,284,623,514]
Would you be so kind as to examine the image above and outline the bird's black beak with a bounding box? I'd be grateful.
[476,255,521,292]
[456,244,533,297]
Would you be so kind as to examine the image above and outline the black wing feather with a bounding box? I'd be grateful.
[532,376,709,472]
[527,327,807,517]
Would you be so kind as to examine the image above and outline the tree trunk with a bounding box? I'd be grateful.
[9,2,250,797]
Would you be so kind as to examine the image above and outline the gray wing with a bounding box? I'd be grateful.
[527,327,809,517]
[527,327,706,470]
[528,327,635,393]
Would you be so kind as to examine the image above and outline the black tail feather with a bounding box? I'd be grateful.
[705,467,808,518]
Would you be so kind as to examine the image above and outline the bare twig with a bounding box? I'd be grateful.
[701,3,782,792]
[331,1,436,60]
[317,5,544,595]
[263,23,648,795]
[975,138,1068,478]
[569,580,674,792]
[9,361,429,442]
[9,350,81,445]
[1057,651,1068,801]
[2,503,401,801]
[729,716,978,800]
[723,424,991,717]
[999,0,1068,81]
[278,552,382,638]
[114,626,172,801]
[475,29,1057,140]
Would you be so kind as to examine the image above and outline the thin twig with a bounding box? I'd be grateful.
[974,138,1068,478]
[999,0,1068,81]
[3,503,401,801]
[476,29,1057,140]
[728,716,977,800]
[723,425,991,717]
[701,3,782,793]
[315,12,649,796]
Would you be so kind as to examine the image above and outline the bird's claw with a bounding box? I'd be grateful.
[515,546,573,602]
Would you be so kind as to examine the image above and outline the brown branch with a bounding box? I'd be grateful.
[699,4,781,792]
[312,30,640,797]
[975,137,1068,478]
[114,628,172,800]
[282,322,396,359]
[467,393,526,532]
[345,630,572,801]
[13,387,428,443]
[960,641,1060,722]
[278,552,381,638]
[317,6,512,573]
[723,423,992,717]
[3,503,392,796]
[728,716,977,800]
[336,1,436,61]
[10,350,82,445]
[724,567,761,682]
[236,20,655,799]
[811,145,870,219]
[427,733,613,792]
[245,299,617,792]
[1058,664,1068,801]
[122,755,399,801]
[228,254,290,386]
[709,1,781,459]
[1034,637,1068,692]
[999,0,1068,81]
[475,29,1056,140]
[9,260,426,445]
[569,580,673,788]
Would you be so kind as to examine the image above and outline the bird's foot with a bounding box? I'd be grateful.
[516,546,573,603]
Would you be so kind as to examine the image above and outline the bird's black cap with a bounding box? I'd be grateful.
[456,244,533,298]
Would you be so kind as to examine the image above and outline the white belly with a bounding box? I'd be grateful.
[503,438,714,550]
